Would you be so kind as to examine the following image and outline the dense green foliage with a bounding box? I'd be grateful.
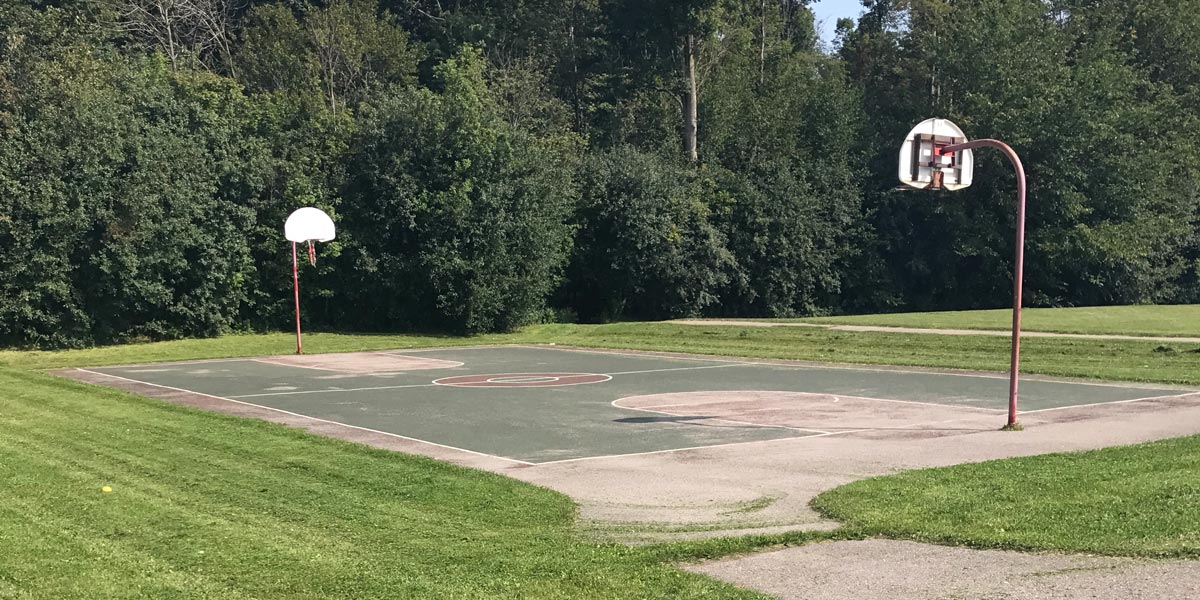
[337,49,579,333]
[840,0,1200,310]
[3,0,1200,346]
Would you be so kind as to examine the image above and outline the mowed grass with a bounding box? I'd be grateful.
[2,303,1199,596]
[0,367,792,600]
[795,304,1200,337]
[0,331,504,371]
[6,322,1200,386]
[813,435,1200,558]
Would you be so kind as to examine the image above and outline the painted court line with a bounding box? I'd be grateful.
[229,382,440,398]
[432,373,613,388]
[621,391,1007,415]
[79,366,830,467]
[514,344,748,366]
[1017,391,1199,415]
[250,356,465,373]
[379,345,508,354]
[73,369,534,466]
[83,357,255,369]
[524,343,1020,378]
[529,344,1191,391]
[607,363,752,376]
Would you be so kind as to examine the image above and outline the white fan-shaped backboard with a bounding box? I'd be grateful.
[285,207,336,243]
[899,118,973,191]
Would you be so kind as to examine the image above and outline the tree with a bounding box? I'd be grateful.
[598,0,738,161]
[0,50,259,346]
[338,48,580,333]
[839,0,1200,309]
[237,0,419,111]
[107,0,246,73]
[559,146,733,321]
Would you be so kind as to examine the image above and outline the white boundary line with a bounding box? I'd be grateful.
[512,344,750,366]
[520,344,1193,391]
[378,345,510,354]
[230,383,440,398]
[77,357,256,369]
[78,366,832,467]
[432,373,613,388]
[251,355,464,373]
[77,347,1200,467]
[1017,391,1200,415]
[607,364,751,376]
[616,390,1007,415]
[73,368,534,466]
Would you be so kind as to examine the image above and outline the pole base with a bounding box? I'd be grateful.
[1000,422,1024,432]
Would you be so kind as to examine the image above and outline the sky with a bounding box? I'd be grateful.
[810,0,865,47]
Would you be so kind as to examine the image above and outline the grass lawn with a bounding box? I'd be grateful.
[3,307,1199,598]
[791,304,1200,337]
[813,435,1200,558]
[0,367,835,599]
[6,322,1200,385]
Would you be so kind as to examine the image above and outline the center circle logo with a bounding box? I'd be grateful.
[433,373,611,388]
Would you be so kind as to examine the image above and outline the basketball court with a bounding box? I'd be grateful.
[62,345,1193,466]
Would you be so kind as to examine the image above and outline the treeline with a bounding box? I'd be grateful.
[1,0,1198,347]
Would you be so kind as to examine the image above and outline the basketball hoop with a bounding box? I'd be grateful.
[284,207,336,355]
[899,119,1027,430]
[898,118,974,191]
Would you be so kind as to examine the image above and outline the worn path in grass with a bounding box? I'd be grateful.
[673,319,1200,343]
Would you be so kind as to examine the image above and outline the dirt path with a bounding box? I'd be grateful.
[672,319,1200,344]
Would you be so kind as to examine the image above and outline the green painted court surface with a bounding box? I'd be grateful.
[80,346,1188,464]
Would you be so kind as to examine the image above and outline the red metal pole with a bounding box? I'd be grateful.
[941,139,1026,429]
[292,241,303,355]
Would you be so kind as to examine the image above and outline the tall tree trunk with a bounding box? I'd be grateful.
[683,34,698,162]
[760,0,766,86]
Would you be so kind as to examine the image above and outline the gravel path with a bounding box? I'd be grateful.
[691,539,1200,600]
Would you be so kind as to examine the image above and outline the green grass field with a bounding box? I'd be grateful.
[2,306,1198,597]
[794,304,1200,337]
[1,367,838,599]
[813,435,1200,558]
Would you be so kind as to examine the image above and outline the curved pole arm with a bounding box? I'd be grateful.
[940,139,1027,430]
